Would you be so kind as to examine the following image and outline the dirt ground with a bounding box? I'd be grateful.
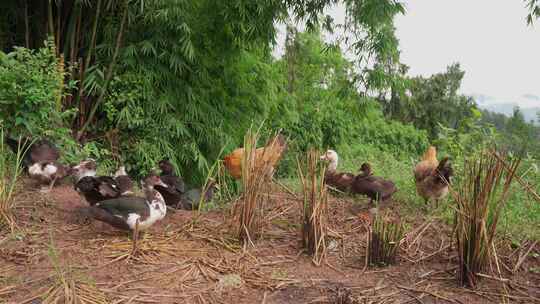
[1,179,539,304]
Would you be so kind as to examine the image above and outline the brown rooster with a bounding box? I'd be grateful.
[223,134,287,180]
[414,146,453,207]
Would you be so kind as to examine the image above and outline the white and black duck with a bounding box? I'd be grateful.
[6,136,70,192]
[82,173,168,231]
[72,159,123,205]
[153,159,186,207]
[114,165,134,195]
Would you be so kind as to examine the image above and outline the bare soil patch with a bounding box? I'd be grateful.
[1,179,539,303]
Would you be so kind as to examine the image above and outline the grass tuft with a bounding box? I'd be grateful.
[0,128,28,231]
[452,149,520,288]
[368,215,404,266]
[297,149,328,265]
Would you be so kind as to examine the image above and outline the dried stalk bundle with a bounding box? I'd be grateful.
[368,215,404,266]
[237,129,282,245]
[452,150,520,288]
[297,150,328,265]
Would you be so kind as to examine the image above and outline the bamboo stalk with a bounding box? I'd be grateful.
[24,0,30,48]
[77,0,129,140]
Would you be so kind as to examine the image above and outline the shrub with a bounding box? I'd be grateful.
[0,39,81,164]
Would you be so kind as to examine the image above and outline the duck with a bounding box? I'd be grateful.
[350,163,397,205]
[6,136,71,192]
[319,150,355,192]
[414,146,453,207]
[5,136,60,169]
[28,161,72,192]
[153,159,186,208]
[81,173,168,232]
[71,159,122,206]
[178,178,218,210]
[114,165,134,195]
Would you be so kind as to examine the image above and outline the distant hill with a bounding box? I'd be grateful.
[474,97,539,124]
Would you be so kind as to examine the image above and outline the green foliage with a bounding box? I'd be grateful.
[0,39,72,136]
[0,39,83,164]
[379,63,478,140]
[526,0,540,24]
[480,107,540,156]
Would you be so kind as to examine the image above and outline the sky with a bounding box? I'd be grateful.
[274,1,540,109]
[395,0,540,109]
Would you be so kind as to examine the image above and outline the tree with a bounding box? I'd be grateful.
[380,63,478,139]
[0,0,408,180]
[526,0,540,24]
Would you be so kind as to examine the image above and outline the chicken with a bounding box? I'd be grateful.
[223,134,287,180]
[414,146,453,206]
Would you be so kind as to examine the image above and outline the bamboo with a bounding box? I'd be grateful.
[78,0,129,140]
[24,0,30,48]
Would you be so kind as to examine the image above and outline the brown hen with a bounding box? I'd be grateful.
[414,146,453,206]
[223,134,287,180]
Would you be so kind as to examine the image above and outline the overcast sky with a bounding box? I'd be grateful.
[274,1,540,109]
[395,0,540,108]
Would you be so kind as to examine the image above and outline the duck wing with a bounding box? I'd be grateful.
[160,174,185,194]
[115,175,134,194]
[95,196,148,218]
[95,176,121,198]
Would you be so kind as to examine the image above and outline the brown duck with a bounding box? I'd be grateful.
[351,163,397,205]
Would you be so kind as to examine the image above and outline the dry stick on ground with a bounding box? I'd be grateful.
[512,240,538,272]
[396,285,458,304]
[490,242,510,304]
